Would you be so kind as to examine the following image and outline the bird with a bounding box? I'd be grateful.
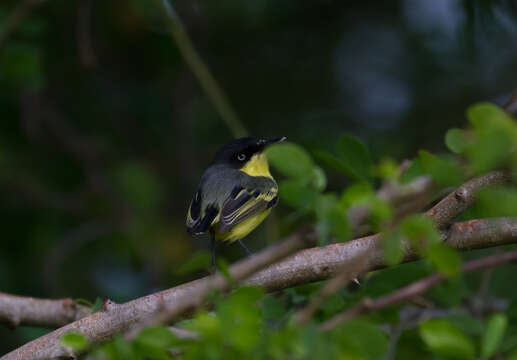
[186,136,286,269]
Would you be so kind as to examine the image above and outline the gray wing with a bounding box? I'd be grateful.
[218,176,278,234]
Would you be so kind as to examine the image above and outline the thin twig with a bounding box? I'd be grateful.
[160,0,247,138]
[319,249,517,331]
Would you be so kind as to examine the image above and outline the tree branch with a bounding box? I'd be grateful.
[319,246,517,331]
[2,230,314,360]
[5,217,517,360]
[426,171,510,229]
[0,293,90,330]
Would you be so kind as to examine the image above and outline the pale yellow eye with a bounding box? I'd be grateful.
[237,153,246,161]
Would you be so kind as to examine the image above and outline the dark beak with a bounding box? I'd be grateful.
[263,136,287,147]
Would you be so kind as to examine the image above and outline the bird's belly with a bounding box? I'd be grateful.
[215,209,271,242]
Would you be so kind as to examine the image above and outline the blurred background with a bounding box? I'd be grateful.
[2,0,517,353]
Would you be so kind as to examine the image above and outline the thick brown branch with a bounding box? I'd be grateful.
[5,217,517,360]
[0,293,90,329]
[426,171,510,229]
[319,247,517,331]
[2,230,313,360]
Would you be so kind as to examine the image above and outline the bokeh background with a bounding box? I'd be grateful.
[2,0,517,353]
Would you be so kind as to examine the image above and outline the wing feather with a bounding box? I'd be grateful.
[218,185,278,233]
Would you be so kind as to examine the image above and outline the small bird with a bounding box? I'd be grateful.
[186,136,286,268]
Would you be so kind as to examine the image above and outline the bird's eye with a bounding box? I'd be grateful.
[237,153,246,161]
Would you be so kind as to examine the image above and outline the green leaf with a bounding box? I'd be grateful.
[279,179,320,209]
[401,215,440,251]
[382,229,404,266]
[92,297,104,313]
[176,251,211,275]
[325,205,351,242]
[1,43,44,88]
[481,313,507,359]
[419,319,476,359]
[445,128,470,154]
[376,158,400,180]
[136,327,177,346]
[216,286,264,352]
[447,313,484,336]
[332,320,389,359]
[427,243,462,276]
[262,296,286,322]
[477,187,517,217]
[400,158,424,184]
[311,166,327,191]
[216,257,232,283]
[314,150,357,179]
[467,102,517,142]
[466,102,517,174]
[266,142,315,179]
[60,332,89,351]
[336,135,373,182]
[418,150,463,187]
[340,182,374,207]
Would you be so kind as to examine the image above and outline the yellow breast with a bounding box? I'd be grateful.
[215,208,271,242]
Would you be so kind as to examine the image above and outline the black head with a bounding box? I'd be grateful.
[212,137,287,168]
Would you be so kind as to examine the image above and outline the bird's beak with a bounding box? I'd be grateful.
[263,136,287,147]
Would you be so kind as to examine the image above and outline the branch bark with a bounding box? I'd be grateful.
[426,171,510,229]
[5,217,517,360]
[319,246,517,331]
[0,293,90,329]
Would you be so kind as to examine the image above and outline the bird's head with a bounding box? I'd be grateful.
[212,137,287,176]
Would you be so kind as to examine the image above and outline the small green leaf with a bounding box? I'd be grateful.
[382,230,404,266]
[401,215,440,251]
[427,243,462,276]
[216,257,232,283]
[340,183,374,208]
[314,150,357,179]
[481,313,507,359]
[262,296,286,321]
[91,297,104,314]
[336,135,373,182]
[136,326,177,348]
[266,142,315,179]
[466,102,517,174]
[419,319,476,359]
[60,332,89,351]
[1,43,44,88]
[176,251,211,274]
[400,158,424,184]
[418,150,463,187]
[311,166,327,191]
[477,187,517,218]
[279,179,320,209]
[445,128,470,154]
[376,158,400,180]
[332,320,389,359]
[467,102,517,142]
[326,205,351,242]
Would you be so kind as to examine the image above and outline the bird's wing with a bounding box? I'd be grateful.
[186,190,218,235]
[218,183,278,234]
